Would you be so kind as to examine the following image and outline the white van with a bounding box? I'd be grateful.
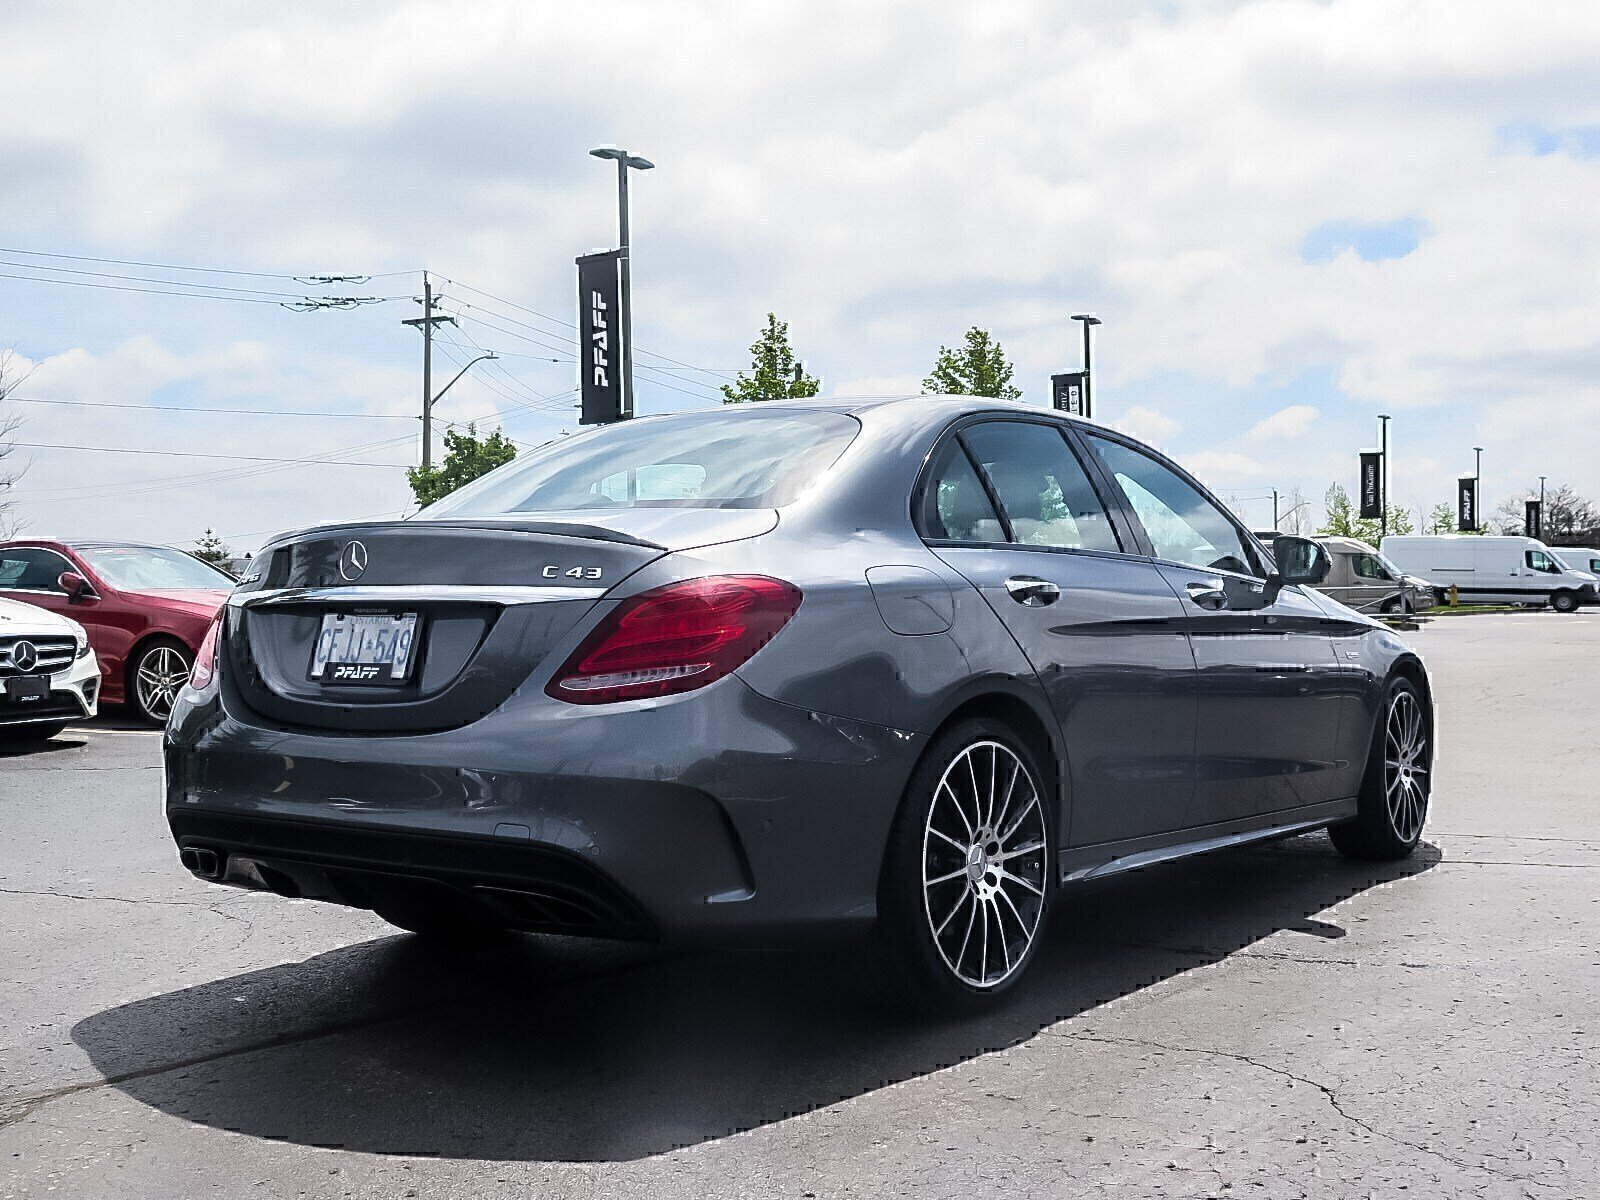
[1555,547,1600,577]
[1380,535,1599,612]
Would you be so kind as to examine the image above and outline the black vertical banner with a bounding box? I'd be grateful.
[1359,452,1384,519]
[1457,477,1477,532]
[577,250,625,425]
[1051,371,1089,416]
[1525,500,1542,540]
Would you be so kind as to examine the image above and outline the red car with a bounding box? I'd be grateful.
[0,540,232,724]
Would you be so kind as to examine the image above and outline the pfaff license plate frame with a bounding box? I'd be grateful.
[309,611,421,685]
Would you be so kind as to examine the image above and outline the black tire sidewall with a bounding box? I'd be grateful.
[1551,591,1578,613]
[872,716,1054,1013]
[1332,676,1429,859]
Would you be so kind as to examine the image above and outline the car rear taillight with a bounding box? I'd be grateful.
[546,575,801,704]
[189,613,224,690]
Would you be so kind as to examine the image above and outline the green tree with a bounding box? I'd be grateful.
[406,423,517,508]
[923,327,1021,399]
[192,528,231,568]
[720,313,820,403]
[1319,483,1413,543]
[1425,502,1455,534]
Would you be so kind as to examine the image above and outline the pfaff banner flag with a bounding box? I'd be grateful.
[577,250,626,425]
[1359,452,1384,519]
[1050,371,1088,416]
[1525,499,1542,540]
[1458,477,1477,532]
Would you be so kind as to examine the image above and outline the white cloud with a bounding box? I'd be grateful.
[1108,405,1181,447]
[4,0,1600,540]
[1247,404,1320,439]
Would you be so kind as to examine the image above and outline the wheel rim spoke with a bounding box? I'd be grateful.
[922,739,1048,990]
[1381,692,1428,843]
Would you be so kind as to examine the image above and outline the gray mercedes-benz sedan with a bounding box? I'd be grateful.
[165,396,1433,1012]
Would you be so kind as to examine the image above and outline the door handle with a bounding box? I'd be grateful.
[1004,576,1060,607]
[1186,579,1228,610]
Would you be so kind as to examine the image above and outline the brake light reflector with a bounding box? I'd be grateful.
[189,612,224,690]
[547,576,802,704]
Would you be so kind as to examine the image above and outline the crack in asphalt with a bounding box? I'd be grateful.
[1056,1031,1542,1187]
[0,885,251,914]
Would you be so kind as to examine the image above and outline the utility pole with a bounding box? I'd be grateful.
[1378,413,1391,541]
[402,272,456,468]
[1272,488,1280,531]
[1474,446,1484,529]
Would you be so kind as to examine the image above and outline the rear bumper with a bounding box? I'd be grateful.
[164,674,923,946]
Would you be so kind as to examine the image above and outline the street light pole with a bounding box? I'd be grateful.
[1071,314,1101,419]
[590,147,654,421]
[1378,414,1391,541]
[1474,446,1484,527]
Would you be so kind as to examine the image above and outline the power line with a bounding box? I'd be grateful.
[0,258,325,300]
[0,269,394,309]
[7,395,414,420]
[13,434,419,504]
[10,441,409,466]
[0,245,416,282]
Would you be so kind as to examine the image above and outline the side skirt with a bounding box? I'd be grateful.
[1057,798,1359,886]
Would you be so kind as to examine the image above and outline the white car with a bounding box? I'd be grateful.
[0,596,99,742]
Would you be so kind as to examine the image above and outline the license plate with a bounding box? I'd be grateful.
[310,613,419,684]
[3,675,50,703]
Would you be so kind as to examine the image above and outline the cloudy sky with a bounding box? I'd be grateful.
[3,0,1598,551]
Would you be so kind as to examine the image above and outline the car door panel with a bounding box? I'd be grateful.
[1155,565,1345,822]
[919,420,1200,851]
[1078,431,1343,828]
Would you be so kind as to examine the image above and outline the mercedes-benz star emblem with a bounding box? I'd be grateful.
[12,640,39,672]
[338,540,369,582]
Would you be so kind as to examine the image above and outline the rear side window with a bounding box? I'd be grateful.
[920,440,1005,542]
[1087,435,1262,576]
[960,423,1121,552]
[0,548,72,592]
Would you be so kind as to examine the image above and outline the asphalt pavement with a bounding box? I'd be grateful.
[2,612,1596,1198]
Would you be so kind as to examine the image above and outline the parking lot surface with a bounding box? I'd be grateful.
[2,612,1597,1198]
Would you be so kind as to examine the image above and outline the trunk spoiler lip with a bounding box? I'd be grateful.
[256,518,668,553]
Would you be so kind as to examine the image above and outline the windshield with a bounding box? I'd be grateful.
[77,545,234,591]
[418,409,860,518]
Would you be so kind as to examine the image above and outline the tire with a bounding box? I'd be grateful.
[128,639,192,726]
[1329,677,1430,860]
[0,722,68,744]
[1378,597,1398,614]
[864,717,1053,1015]
[1550,590,1580,614]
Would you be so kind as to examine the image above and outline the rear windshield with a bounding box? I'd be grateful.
[418,409,860,517]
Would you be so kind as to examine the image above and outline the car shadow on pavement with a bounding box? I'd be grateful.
[71,832,1439,1161]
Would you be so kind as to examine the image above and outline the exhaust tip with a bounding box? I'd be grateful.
[180,846,223,879]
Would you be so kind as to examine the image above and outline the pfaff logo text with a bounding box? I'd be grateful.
[589,289,610,388]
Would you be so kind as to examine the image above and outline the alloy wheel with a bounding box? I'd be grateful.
[1383,689,1429,842]
[921,740,1048,989]
[136,645,190,722]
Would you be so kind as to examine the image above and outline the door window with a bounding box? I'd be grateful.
[1086,436,1262,576]
[919,439,1005,543]
[0,548,74,592]
[960,422,1120,552]
[1526,550,1560,574]
[1352,553,1391,580]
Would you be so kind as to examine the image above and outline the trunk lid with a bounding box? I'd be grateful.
[224,516,705,733]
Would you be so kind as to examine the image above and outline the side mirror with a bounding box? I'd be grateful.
[58,571,95,601]
[1271,536,1330,586]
